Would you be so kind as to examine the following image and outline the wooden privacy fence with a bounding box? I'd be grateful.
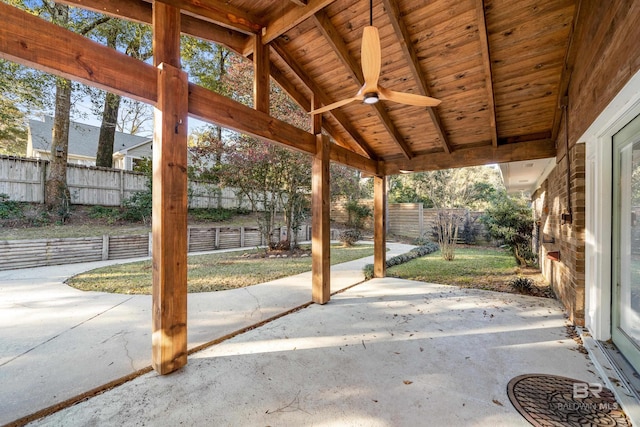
[331,199,487,242]
[0,225,314,271]
[0,155,252,209]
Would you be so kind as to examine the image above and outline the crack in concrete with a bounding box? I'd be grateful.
[243,287,262,319]
[0,297,134,368]
[119,332,135,371]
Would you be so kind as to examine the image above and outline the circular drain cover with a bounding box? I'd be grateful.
[507,374,631,426]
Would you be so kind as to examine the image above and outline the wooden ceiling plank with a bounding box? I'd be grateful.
[381,0,452,154]
[262,0,338,45]
[56,0,249,54]
[152,0,264,34]
[271,41,378,159]
[312,10,413,160]
[475,0,499,148]
[288,0,309,6]
[383,139,557,175]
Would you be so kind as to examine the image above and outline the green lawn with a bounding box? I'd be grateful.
[387,246,549,295]
[68,244,374,294]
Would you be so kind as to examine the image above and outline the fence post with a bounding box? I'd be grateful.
[148,232,153,256]
[102,234,109,260]
[187,226,191,253]
[215,227,220,249]
[240,226,245,248]
[419,203,424,238]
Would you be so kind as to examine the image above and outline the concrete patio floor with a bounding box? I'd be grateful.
[2,243,636,426]
[21,278,612,426]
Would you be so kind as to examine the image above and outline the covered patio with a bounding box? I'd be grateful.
[1,0,640,424]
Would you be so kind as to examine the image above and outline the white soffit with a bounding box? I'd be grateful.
[499,158,556,194]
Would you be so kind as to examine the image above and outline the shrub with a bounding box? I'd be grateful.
[339,229,362,247]
[363,242,439,279]
[121,189,152,224]
[345,200,371,231]
[190,207,235,222]
[509,276,534,292]
[0,193,23,219]
[481,196,536,266]
[88,205,120,223]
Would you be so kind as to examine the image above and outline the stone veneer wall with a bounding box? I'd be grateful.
[532,143,586,325]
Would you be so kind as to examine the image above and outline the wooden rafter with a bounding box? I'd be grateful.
[383,139,557,175]
[312,10,413,160]
[152,0,264,34]
[269,64,310,111]
[270,41,378,159]
[381,0,452,154]
[56,0,249,55]
[475,0,498,148]
[288,0,308,6]
[261,0,337,45]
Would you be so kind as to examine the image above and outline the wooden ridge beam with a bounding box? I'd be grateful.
[312,10,413,159]
[476,0,499,148]
[152,0,264,34]
[56,0,249,54]
[383,139,557,175]
[271,41,378,159]
[381,0,452,154]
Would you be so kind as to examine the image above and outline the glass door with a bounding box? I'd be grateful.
[612,113,640,372]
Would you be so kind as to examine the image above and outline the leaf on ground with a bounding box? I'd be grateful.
[403,380,413,385]
[492,399,503,406]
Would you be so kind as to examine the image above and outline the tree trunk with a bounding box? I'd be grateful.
[96,91,121,167]
[45,77,72,213]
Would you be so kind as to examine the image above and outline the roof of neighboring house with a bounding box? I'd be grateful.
[28,116,151,158]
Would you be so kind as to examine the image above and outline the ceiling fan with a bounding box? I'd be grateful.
[310,0,441,115]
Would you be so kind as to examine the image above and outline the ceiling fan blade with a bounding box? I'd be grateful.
[309,95,363,115]
[378,86,441,107]
[361,26,381,90]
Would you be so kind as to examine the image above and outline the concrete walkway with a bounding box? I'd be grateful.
[0,242,413,425]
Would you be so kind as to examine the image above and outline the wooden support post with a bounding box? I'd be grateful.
[312,134,331,304]
[151,2,188,375]
[253,32,270,113]
[374,175,387,278]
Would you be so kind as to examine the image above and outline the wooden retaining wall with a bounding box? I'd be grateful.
[0,225,314,271]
